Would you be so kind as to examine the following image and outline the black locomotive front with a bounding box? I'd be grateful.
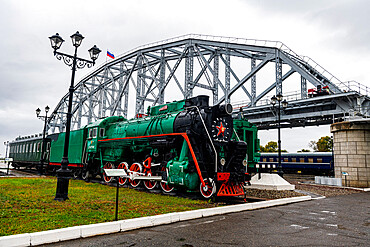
[173,96,249,197]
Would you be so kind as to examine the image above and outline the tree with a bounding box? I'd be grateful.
[309,136,333,152]
[260,141,287,153]
[297,149,311,153]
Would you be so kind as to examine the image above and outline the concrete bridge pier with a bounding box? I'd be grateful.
[331,119,370,187]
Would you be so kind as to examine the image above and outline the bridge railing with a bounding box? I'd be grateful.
[232,90,304,109]
[339,81,370,96]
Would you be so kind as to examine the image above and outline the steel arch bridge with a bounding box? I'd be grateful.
[47,34,369,133]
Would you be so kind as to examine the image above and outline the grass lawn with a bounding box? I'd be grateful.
[0,177,214,236]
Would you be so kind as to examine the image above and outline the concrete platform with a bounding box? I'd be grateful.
[249,173,296,190]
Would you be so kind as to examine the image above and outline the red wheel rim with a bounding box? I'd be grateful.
[103,162,114,183]
[160,181,174,193]
[200,178,216,199]
[118,162,128,185]
[129,163,142,187]
[160,167,174,193]
[144,171,157,190]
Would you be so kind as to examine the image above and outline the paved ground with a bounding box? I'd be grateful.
[44,192,369,247]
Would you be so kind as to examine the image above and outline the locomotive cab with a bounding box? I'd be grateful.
[86,116,125,154]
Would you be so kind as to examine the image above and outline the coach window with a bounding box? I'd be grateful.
[99,128,105,138]
[269,158,274,162]
[33,143,36,153]
[88,129,93,139]
[284,158,289,162]
[292,158,296,162]
[37,142,40,152]
[262,158,266,162]
[317,158,322,163]
[300,158,305,163]
[308,158,314,163]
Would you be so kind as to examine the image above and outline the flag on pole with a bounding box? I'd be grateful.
[107,51,115,59]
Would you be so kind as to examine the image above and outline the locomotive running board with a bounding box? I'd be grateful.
[130,175,163,181]
[104,169,163,181]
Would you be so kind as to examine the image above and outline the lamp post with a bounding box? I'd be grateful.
[36,106,50,175]
[271,93,288,177]
[49,31,101,201]
[4,141,9,175]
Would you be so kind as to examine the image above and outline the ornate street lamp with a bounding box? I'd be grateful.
[271,94,288,177]
[36,105,50,175]
[49,31,101,201]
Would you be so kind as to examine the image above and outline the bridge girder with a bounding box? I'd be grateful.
[47,34,368,133]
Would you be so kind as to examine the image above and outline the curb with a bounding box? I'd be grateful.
[0,195,311,247]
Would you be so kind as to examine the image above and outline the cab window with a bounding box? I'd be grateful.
[89,128,98,138]
[99,128,105,138]
[92,128,97,138]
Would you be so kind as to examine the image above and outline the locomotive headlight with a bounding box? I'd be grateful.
[242,159,247,167]
[219,103,233,115]
[220,158,226,166]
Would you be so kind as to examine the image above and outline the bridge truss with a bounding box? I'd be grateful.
[47,34,369,133]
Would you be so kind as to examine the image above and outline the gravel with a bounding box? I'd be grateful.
[243,184,363,200]
[244,188,303,200]
[292,182,363,197]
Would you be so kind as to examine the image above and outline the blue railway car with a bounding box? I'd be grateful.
[258,152,333,175]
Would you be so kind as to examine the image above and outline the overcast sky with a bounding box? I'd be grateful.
[1,0,369,156]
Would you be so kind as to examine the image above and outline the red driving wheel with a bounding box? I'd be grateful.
[160,167,174,193]
[117,162,128,185]
[103,162,114,183]
[129,163,142,187]
[144,170,157,190]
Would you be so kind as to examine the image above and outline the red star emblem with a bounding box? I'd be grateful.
[216,122,226,136]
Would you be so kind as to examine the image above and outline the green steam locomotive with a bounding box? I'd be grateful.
[9,95,260,198]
